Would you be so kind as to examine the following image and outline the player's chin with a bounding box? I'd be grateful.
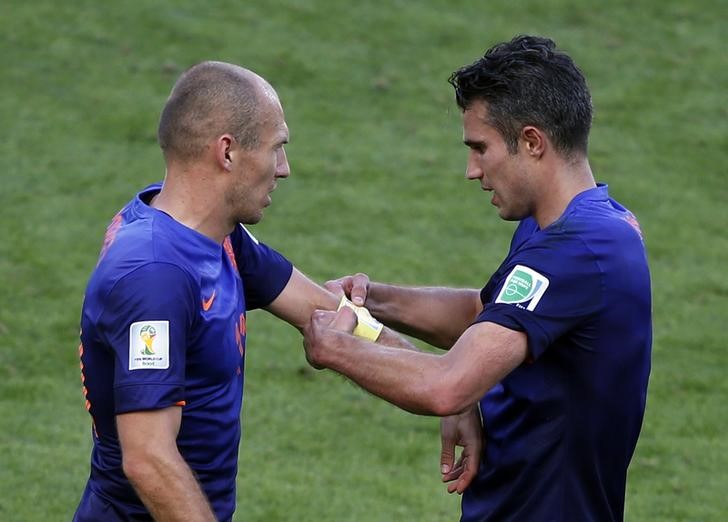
[496,205,526,222]
[240,210,264,225]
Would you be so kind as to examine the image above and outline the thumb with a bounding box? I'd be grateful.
[349,273,370,306]
[330,306,357,333]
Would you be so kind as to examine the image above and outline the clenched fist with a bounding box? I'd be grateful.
[302,307,357,369]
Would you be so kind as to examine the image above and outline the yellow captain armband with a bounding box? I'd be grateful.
[337,296,383,342]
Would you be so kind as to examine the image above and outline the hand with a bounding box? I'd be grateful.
[302,307,357,369]
[440,404,482,494]
[324,273,370,306]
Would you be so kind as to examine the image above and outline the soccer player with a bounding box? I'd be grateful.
[303,35,652,521]
[73,61,414,521]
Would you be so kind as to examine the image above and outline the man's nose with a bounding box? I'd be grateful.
[276,148,290,178]
[465,152,482,180]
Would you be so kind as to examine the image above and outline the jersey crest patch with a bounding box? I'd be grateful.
[495,265,550,311]
[129,321,170,370]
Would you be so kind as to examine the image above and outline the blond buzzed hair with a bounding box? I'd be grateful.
[157,61,264,161]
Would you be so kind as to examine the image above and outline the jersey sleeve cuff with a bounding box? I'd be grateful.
[474,304,552,360]
[114,383,185,414]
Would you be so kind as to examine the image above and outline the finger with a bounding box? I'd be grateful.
[455,454,479,494]
[445,456,466,494]
[442,466,464,484]
[350,273,370,306]
[442,455,464,482]
[440,426,456,476]
[329,306,357,333]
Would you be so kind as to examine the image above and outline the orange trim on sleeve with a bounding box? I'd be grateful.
[174,401,186,407]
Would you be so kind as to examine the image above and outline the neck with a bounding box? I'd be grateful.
[151,163,231,243]
[533,156,596,228]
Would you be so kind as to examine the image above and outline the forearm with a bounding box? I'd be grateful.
[266,268,340,331]
[124,450,216,521]
[365,283,482,349]
[268,268,419,351]
[306,316,528,418]
[319,331,456,416]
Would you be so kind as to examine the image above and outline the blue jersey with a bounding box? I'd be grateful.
[74,184,293,522]
[462,185,651,522]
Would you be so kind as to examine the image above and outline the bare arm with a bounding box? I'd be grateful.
[366,283,483,349]
[303,308,527,416]
[265,268,416,350]
[117,407,216,521]
[265,267,340,331]
[327,274,483,350]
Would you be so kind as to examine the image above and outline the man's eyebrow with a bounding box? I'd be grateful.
[463,139,483,148]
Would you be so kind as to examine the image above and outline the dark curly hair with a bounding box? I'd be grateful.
[449,35,592,157]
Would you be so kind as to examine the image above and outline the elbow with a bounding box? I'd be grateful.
[122,448,167,487]
[430,333,462,351]
[121,451,149,485]
[425,380,474,417]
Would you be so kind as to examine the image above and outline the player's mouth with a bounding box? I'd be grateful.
[264,184,277,206]
[481,186,497,206]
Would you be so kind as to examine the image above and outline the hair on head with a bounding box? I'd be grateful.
[449,35,592,156]
[158,61,263,161]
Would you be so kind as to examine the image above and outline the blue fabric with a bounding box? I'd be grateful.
[75,183,293,521]
[463,185,652,522]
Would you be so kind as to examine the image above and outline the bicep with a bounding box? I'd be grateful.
[265,268,340,330]
[117,406,182,456]
[441,321,528,410]
[116,406,199,510]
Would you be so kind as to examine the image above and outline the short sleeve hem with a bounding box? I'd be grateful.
[474,304,553,360]
[114,383,185,414]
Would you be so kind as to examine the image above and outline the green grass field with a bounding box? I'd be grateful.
[1,0,726,520]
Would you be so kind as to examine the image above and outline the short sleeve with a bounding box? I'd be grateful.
[474,235,603,360]
[98,262,196,414]
[231,225,293,310]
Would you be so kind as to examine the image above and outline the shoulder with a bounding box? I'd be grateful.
[228,223,291,269]
[509,194,650,302]
[90,261,198,309]
[89,211,202,305]
[556,189,645,244]
[98,222,192,276]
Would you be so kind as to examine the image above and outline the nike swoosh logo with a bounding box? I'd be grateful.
[202,290,216,311]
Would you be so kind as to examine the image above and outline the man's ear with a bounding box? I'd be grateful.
[216,135,235,172]
[521,126,546,159]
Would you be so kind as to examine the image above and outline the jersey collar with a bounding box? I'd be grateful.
[539,183,609,231]
[131,182,224,253]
